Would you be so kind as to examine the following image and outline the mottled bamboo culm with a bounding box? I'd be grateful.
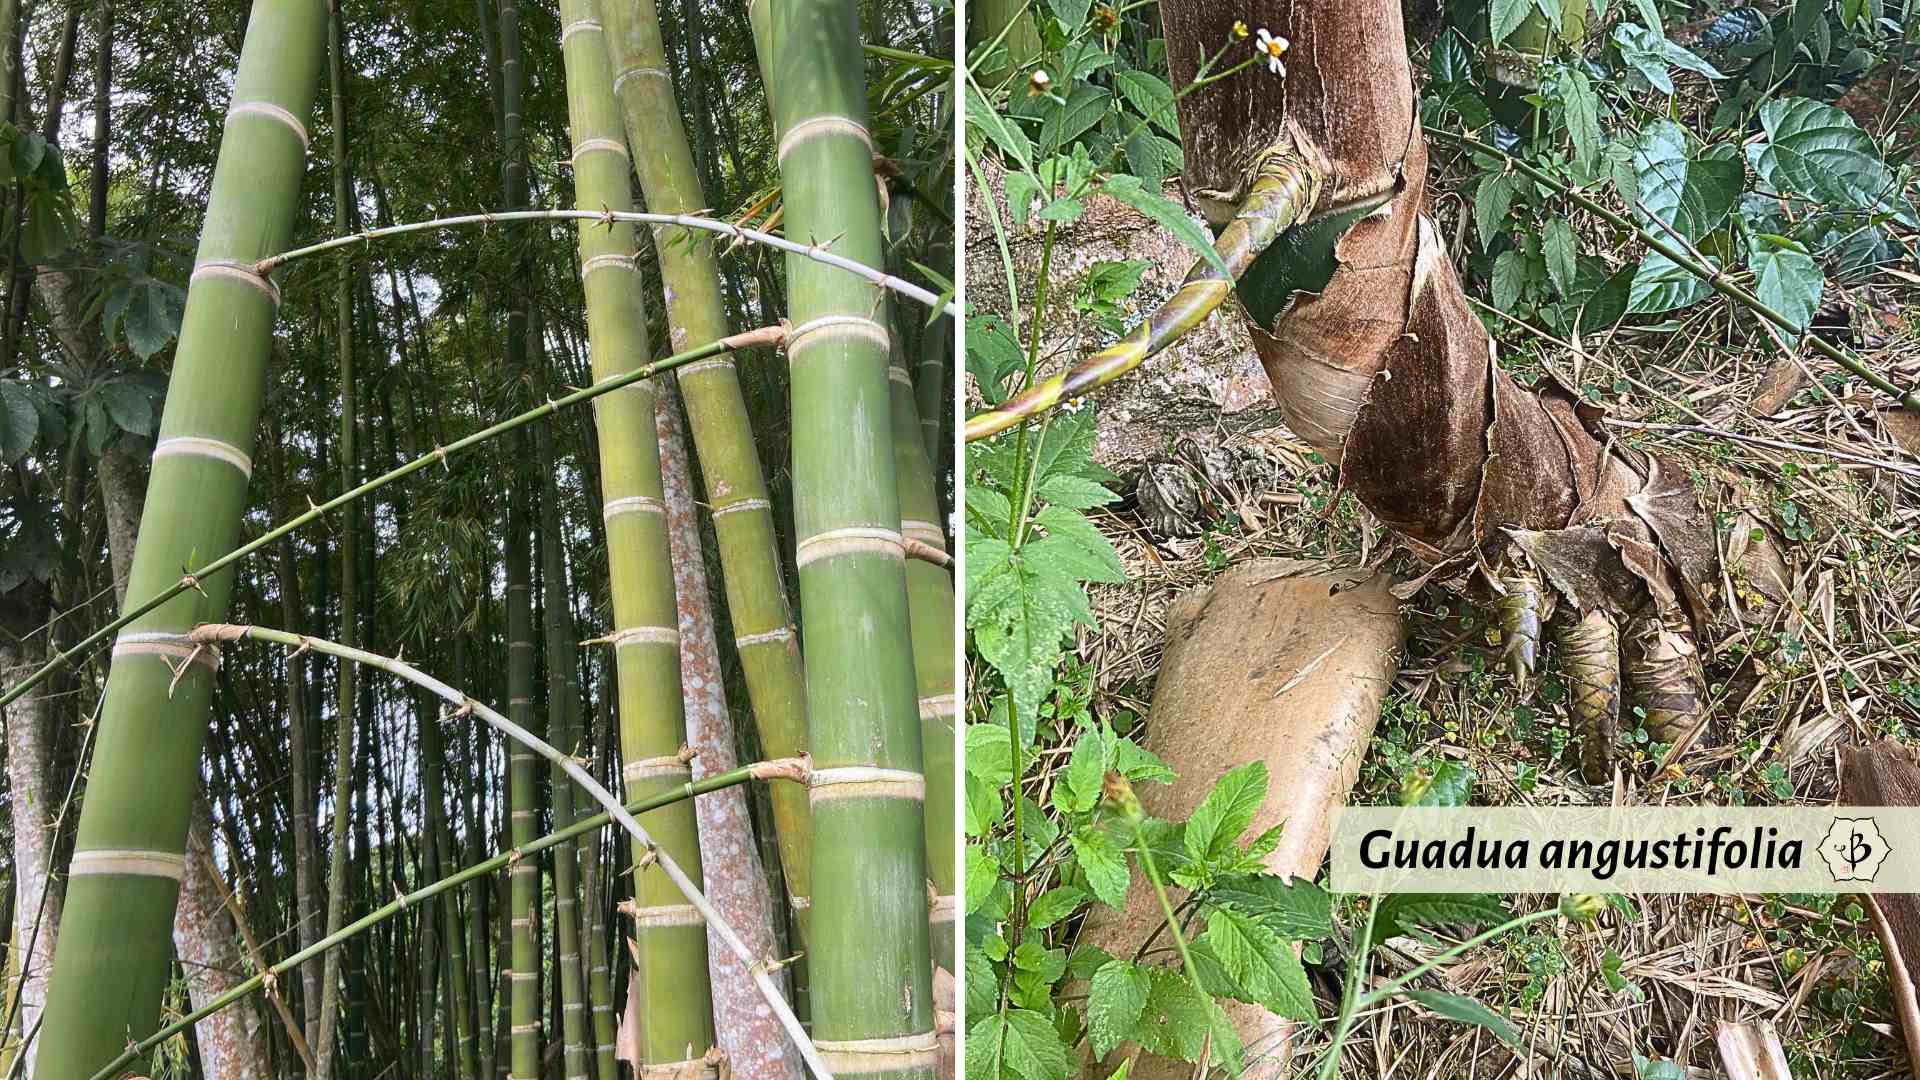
[31,2,328,1075]
[964,139,1327,441]
[599,0,814,936]
[555,0,717,1067]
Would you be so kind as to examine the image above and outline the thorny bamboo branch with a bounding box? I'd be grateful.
[965,133,1328,441]
[186,623,835,1080]
[1423,125,1920,413]
[0,326,784,714]
[257,208,960,317]
[85,751,810,1080]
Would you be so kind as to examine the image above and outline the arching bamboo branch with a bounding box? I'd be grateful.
[186,624,836,1080]
[84,753,810,1080]
[256,208,960,317]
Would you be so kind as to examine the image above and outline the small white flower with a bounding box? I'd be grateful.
[1028,68,1052,96]
[1255,28,1289,76]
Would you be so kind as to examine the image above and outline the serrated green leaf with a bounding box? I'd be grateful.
[1072,827,1131,908]
[967,315,1028,406]
[1542,218,1579,297]
[1035,473,1119,509]
[1027,885,1090,929]
[1184,761,1267,865]
[1088,960,1152,1057]
[1400,760,1475,807]
[1475,173,1518,252]
[966,845,1002,913]
[1403,990,1519,1045]
[970,1010,1073,1080]
[1490,0,1534,46]
[1131,969,1210,1061]
[1114,738,1174,783]
[1207,873,1334,939]
[1055,726,1110,813]
[1049,0,1092,32]
[1374,894,1514,939]
[1097,175,1228,278]
[1558,67,1602,174]
[1123,129,1182,192]
[1039,84,1111,153]
[1430,30,1474,83]
[1491,249,1531,312]
[1201,907,1317,1021]
[1114,70,1177,136]
[1750,97,1913,222]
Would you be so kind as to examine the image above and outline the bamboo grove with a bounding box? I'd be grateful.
[0,0,956,1078]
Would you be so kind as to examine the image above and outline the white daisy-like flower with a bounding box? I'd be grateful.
[1255,28,1289,76]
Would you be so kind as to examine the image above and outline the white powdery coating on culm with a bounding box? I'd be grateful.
[152,435,254,478]
[776,114,873,164]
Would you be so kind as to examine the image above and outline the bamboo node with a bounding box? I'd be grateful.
[809,766,925,804]
[434,444,450,471]
[795,526,904,568]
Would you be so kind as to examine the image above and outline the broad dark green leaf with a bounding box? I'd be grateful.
[0,381,39,463]
[1628,249,1715,314]
[1131,969,1210,1062]
[1750,97,1913,222]
[1490,0,1534,46]
[1475,173,1519,251]
[1039,84,1111,152]
[1072,827,1131,908]
[1542,218,1578,297]
[969,1010,1073,1080]
[1374,893,1513,939]
[1207,873,1335,939]
[1748,235,1823,335]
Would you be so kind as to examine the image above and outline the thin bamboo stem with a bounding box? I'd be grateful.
[86,753,809,1080]
[254,209,958,316]
[0,327,782,716]
[187,624,833,1080]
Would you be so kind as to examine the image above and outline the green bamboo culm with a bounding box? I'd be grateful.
[555,0,717,1068]
[537,421,591,1080]
[598,0,815,938]
[29,2,329,1076]
[888,327,957,966]
[764,0,937,1075]
[505,483,543,1080]
[579,834,620,1080]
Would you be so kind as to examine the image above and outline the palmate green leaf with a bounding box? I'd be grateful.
[1402,990,1520,1045]
[1088,960,1152,1057]
[1184,761,1268,865]
[1750,97,1914,222]
[103,275,187,360]
[1071,826,1131,908]
[1097,174,1229,278]
[1200,907,1317,1021]
[969,1009,1073,1080]
[1748,235,1824,335]
[1207,873,1334,939]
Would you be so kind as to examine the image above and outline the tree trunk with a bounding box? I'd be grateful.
[30,0,328,1073]
[2,589,58,1080]
[656,380,798,1080]
[175,801,273,1080]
